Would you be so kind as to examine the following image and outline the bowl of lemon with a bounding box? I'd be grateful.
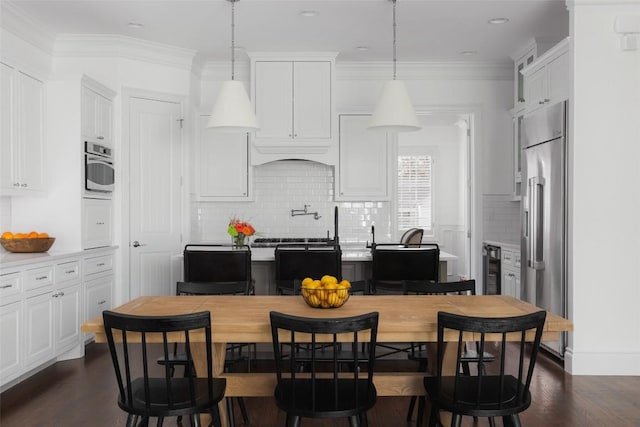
[301,275,351,308]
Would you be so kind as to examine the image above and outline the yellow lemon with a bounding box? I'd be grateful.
[301,277,314,287]
[338,280,351,289]
[320,275,338,286]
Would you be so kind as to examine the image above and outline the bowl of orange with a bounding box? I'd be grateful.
[1,231,55,253]
[301,275,351,309]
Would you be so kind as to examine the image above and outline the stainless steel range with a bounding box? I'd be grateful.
[251,237,333,248]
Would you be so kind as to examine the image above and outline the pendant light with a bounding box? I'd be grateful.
[207,0,259,132]
[369,0,420,132]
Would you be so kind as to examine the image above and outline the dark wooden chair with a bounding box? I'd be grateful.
[269,311,379,427]
[424,310,547,427]
[369,243,439,360]
[158,244,252,426]
[403,279,496,426]
[103,310,226,427]
[274,243,341,295]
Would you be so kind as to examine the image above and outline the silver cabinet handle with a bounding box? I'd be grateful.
[13,182,20,187]
[97,136,104,140]
[132,241,147,248]
[96,222,105,225]
[97,263,105,267]
[36,275,48,281]
[0,284,13,289]
[52,292,60,298]
[98,300,107,305]
[21,183,28,187]
[66,270,76,274]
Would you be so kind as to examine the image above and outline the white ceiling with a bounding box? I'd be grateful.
[6,0,569,63]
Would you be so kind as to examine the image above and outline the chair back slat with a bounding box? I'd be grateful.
[269,311,379,421]
[371,244,439,293]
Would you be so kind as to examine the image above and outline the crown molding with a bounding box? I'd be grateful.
[1,1,55,55]
[53,34,197,70]
[336,61,513,81]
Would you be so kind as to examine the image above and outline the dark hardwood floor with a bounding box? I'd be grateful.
[1,342,640,426]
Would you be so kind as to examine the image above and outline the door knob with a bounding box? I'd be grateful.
[132,241,147,247]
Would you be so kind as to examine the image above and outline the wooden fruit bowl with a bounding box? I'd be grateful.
[1,237,56,253]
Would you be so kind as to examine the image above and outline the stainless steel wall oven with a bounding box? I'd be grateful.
[85,141,114,194]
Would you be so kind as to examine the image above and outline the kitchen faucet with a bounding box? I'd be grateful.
[291,204,321,220]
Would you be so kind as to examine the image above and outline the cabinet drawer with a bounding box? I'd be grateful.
[514,252,521,268]
[55,260,81,284]
[24,265,54,291]
[501,250,514,267]
[0,271,22,302]
[83,254,113,276]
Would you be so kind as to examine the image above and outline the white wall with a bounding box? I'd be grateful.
[566,1,640,375]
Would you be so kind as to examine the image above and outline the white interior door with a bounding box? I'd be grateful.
[129,97,182,297]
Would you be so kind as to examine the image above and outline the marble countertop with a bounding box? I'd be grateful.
[250,246,457,262]
[0,246,117,269]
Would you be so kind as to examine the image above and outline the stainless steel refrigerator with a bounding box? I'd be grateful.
[521,100,567,359]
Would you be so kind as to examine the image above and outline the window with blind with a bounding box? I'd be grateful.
[397,155,433,232]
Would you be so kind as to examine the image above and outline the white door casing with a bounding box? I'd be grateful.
[128,96,182,298]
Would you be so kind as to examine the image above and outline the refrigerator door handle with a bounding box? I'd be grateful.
[530,176,546,270]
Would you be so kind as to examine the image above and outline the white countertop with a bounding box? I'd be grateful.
[250,246,457,262]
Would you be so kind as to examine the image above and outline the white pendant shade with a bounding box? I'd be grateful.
[207,80,259,132]
[369,80,420,132]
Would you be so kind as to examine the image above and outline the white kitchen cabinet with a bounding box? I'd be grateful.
[82,86,113,145]
[0,300,22,385]
[23,289,55,371]
[511,112,524,200]
[249,53,337,162]
[196,115,252,201]
[523,38,570,113]
[54,260,82,355]
[0,61,45,194]
[251,262,275,295]
[83,253,114,341]
[336,114,390,201]
[501,247,521,299]
[510,39,559,112]
[82,198,113,249]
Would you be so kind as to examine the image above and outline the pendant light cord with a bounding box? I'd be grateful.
[392,0,397,80]
[231,0,236,81]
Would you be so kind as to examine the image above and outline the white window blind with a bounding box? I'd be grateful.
[397,155,432,232]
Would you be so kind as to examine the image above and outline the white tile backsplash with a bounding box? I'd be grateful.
[483,195,521,245]
[191,160,391,245]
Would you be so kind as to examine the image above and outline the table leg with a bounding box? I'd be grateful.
[192,342,230,427]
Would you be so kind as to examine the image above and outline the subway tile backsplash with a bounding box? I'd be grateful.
[483,195,521,245]
[191,160,391,245]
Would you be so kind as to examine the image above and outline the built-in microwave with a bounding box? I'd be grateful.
[85,141,114,194]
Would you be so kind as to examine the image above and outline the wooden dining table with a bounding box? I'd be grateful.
[81,294,573,426]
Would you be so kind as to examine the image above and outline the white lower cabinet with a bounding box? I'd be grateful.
[501,247,521,299]
[82,198,113,249]
[0,301,22,385]
[0,250,113,389]
[24,289,55,370]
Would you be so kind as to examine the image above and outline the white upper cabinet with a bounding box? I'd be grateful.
[336,114,390,201]
[0,62,45,194]
[249,53,337,164]
[82,86,113,145]
[510,39,559,113]
[522,38,570,113]
[196,115,252,201]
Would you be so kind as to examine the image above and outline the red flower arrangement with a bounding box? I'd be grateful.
[227,217,256,246]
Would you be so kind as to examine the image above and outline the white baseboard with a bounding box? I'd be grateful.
[565,347,640,375]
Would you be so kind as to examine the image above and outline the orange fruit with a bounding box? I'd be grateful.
[38,232,49,238]
[1,231,14,240]
[28,231,39,238]
[14,233,27,239]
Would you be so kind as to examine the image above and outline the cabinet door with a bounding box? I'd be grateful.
[514,48,536,111]
[54,283,82,353]
[0,301,22,385]
[197,115,250,200]
[24,291,55,370]
[81,87,97,139]
[0,62,16,190]
[17,71,44,192]
[547,52,570,104]
[84,275,113,323]
[293,61,331,139]
[337,115,389,201]
[254,61,293,139]
[95,93,112,144]
[524,65,547,111]
[82,198,113,249]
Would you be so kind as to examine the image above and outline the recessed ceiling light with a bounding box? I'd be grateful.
[356,46,369,52]
[460,50,478,56]
[127,22,144,29]
[488,17,509,25]
[299,10,318,17]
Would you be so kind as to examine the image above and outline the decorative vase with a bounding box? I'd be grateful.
[232,234,248,248]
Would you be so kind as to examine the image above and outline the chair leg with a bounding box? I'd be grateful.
[190,413,201,427]
[156,416,164,427]
[126,414,138,427]
[348,414,360,427]
[489,416,497,427]
[285,413,300,427]
[226,397,236,427]
[450,414,462,427]
[416,396,425,427]
[360,411,369,427]
[237,397,249,423]
[428,405,439,427]
[407,396,417,421]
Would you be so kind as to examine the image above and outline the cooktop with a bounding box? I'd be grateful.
[251,237,334,248]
